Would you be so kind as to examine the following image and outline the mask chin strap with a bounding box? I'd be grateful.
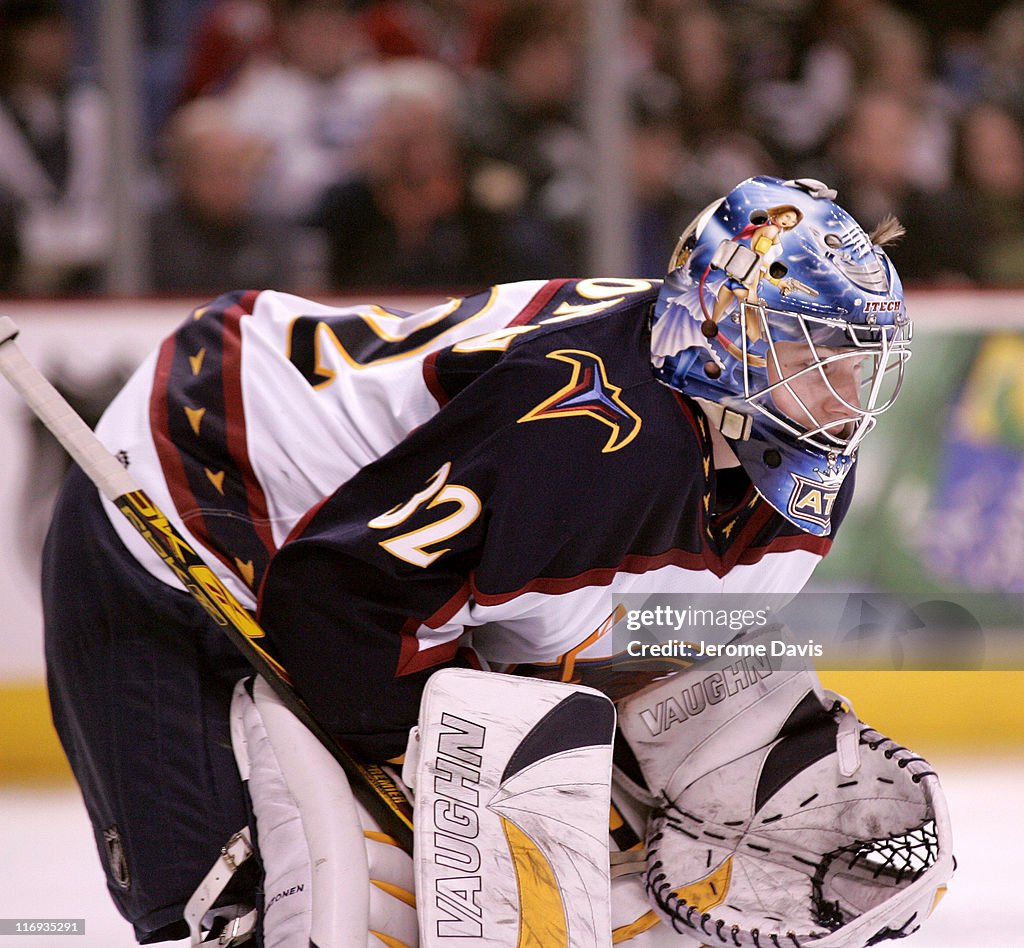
[694,397,753,441]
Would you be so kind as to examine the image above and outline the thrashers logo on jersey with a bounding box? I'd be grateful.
[518,349,642,453]
[787,472,840,529]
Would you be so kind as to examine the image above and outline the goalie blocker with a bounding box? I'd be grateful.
[403,669,617,947]
[614,625,954,948]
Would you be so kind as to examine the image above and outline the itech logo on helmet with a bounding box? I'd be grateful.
[864,299,902,313]
[787,473,840,529]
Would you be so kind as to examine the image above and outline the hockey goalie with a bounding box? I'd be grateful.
[40,177,953,945]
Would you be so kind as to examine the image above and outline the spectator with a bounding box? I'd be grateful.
[0,0,112,294]
[648,2,741,142]
[176,0,276,103]
[8,0,1015,297]
[955,100,1024,286]
[744,0,920,166]
[215,0,383,222]
[823,87,975,284]
[357,0,509,72]
[854,13,957,192]
[633,2,778,222]
[981,1,1024,121]
[625,75,691,277]
[459,0,589,270]
[148,97,301,294]
[316,60,568,290]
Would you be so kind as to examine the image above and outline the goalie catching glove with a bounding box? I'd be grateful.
[615,626,953,947]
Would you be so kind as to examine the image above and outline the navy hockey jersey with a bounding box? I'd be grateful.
[95,279,850,753]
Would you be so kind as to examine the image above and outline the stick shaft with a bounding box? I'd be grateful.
[0,317,135,501]
[0,317,414,851]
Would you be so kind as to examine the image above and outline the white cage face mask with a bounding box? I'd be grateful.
[736,302,912,457]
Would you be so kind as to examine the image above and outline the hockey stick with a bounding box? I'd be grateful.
[0,316,414,853]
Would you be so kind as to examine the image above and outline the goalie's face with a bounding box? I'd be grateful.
[765,341,867,444]
[743,300,911,459]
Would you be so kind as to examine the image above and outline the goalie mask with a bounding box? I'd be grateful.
[651,176,912,536]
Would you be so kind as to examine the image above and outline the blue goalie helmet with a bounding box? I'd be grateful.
[651,175,912,536]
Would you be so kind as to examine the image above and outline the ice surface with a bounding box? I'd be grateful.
[1,757,1019,946]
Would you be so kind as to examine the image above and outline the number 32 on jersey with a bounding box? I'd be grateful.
[368,462,481,568]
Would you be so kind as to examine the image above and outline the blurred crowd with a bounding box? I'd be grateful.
[1,0,1024,296]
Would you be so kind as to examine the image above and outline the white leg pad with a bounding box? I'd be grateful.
[356,798,420,946]
[231,678,418,947]
[231,679,317,946]
[251,677,373,947]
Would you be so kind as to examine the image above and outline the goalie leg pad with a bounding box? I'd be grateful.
[403,669,616,948]
[231,678,317,945]
[225,677,418,947]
